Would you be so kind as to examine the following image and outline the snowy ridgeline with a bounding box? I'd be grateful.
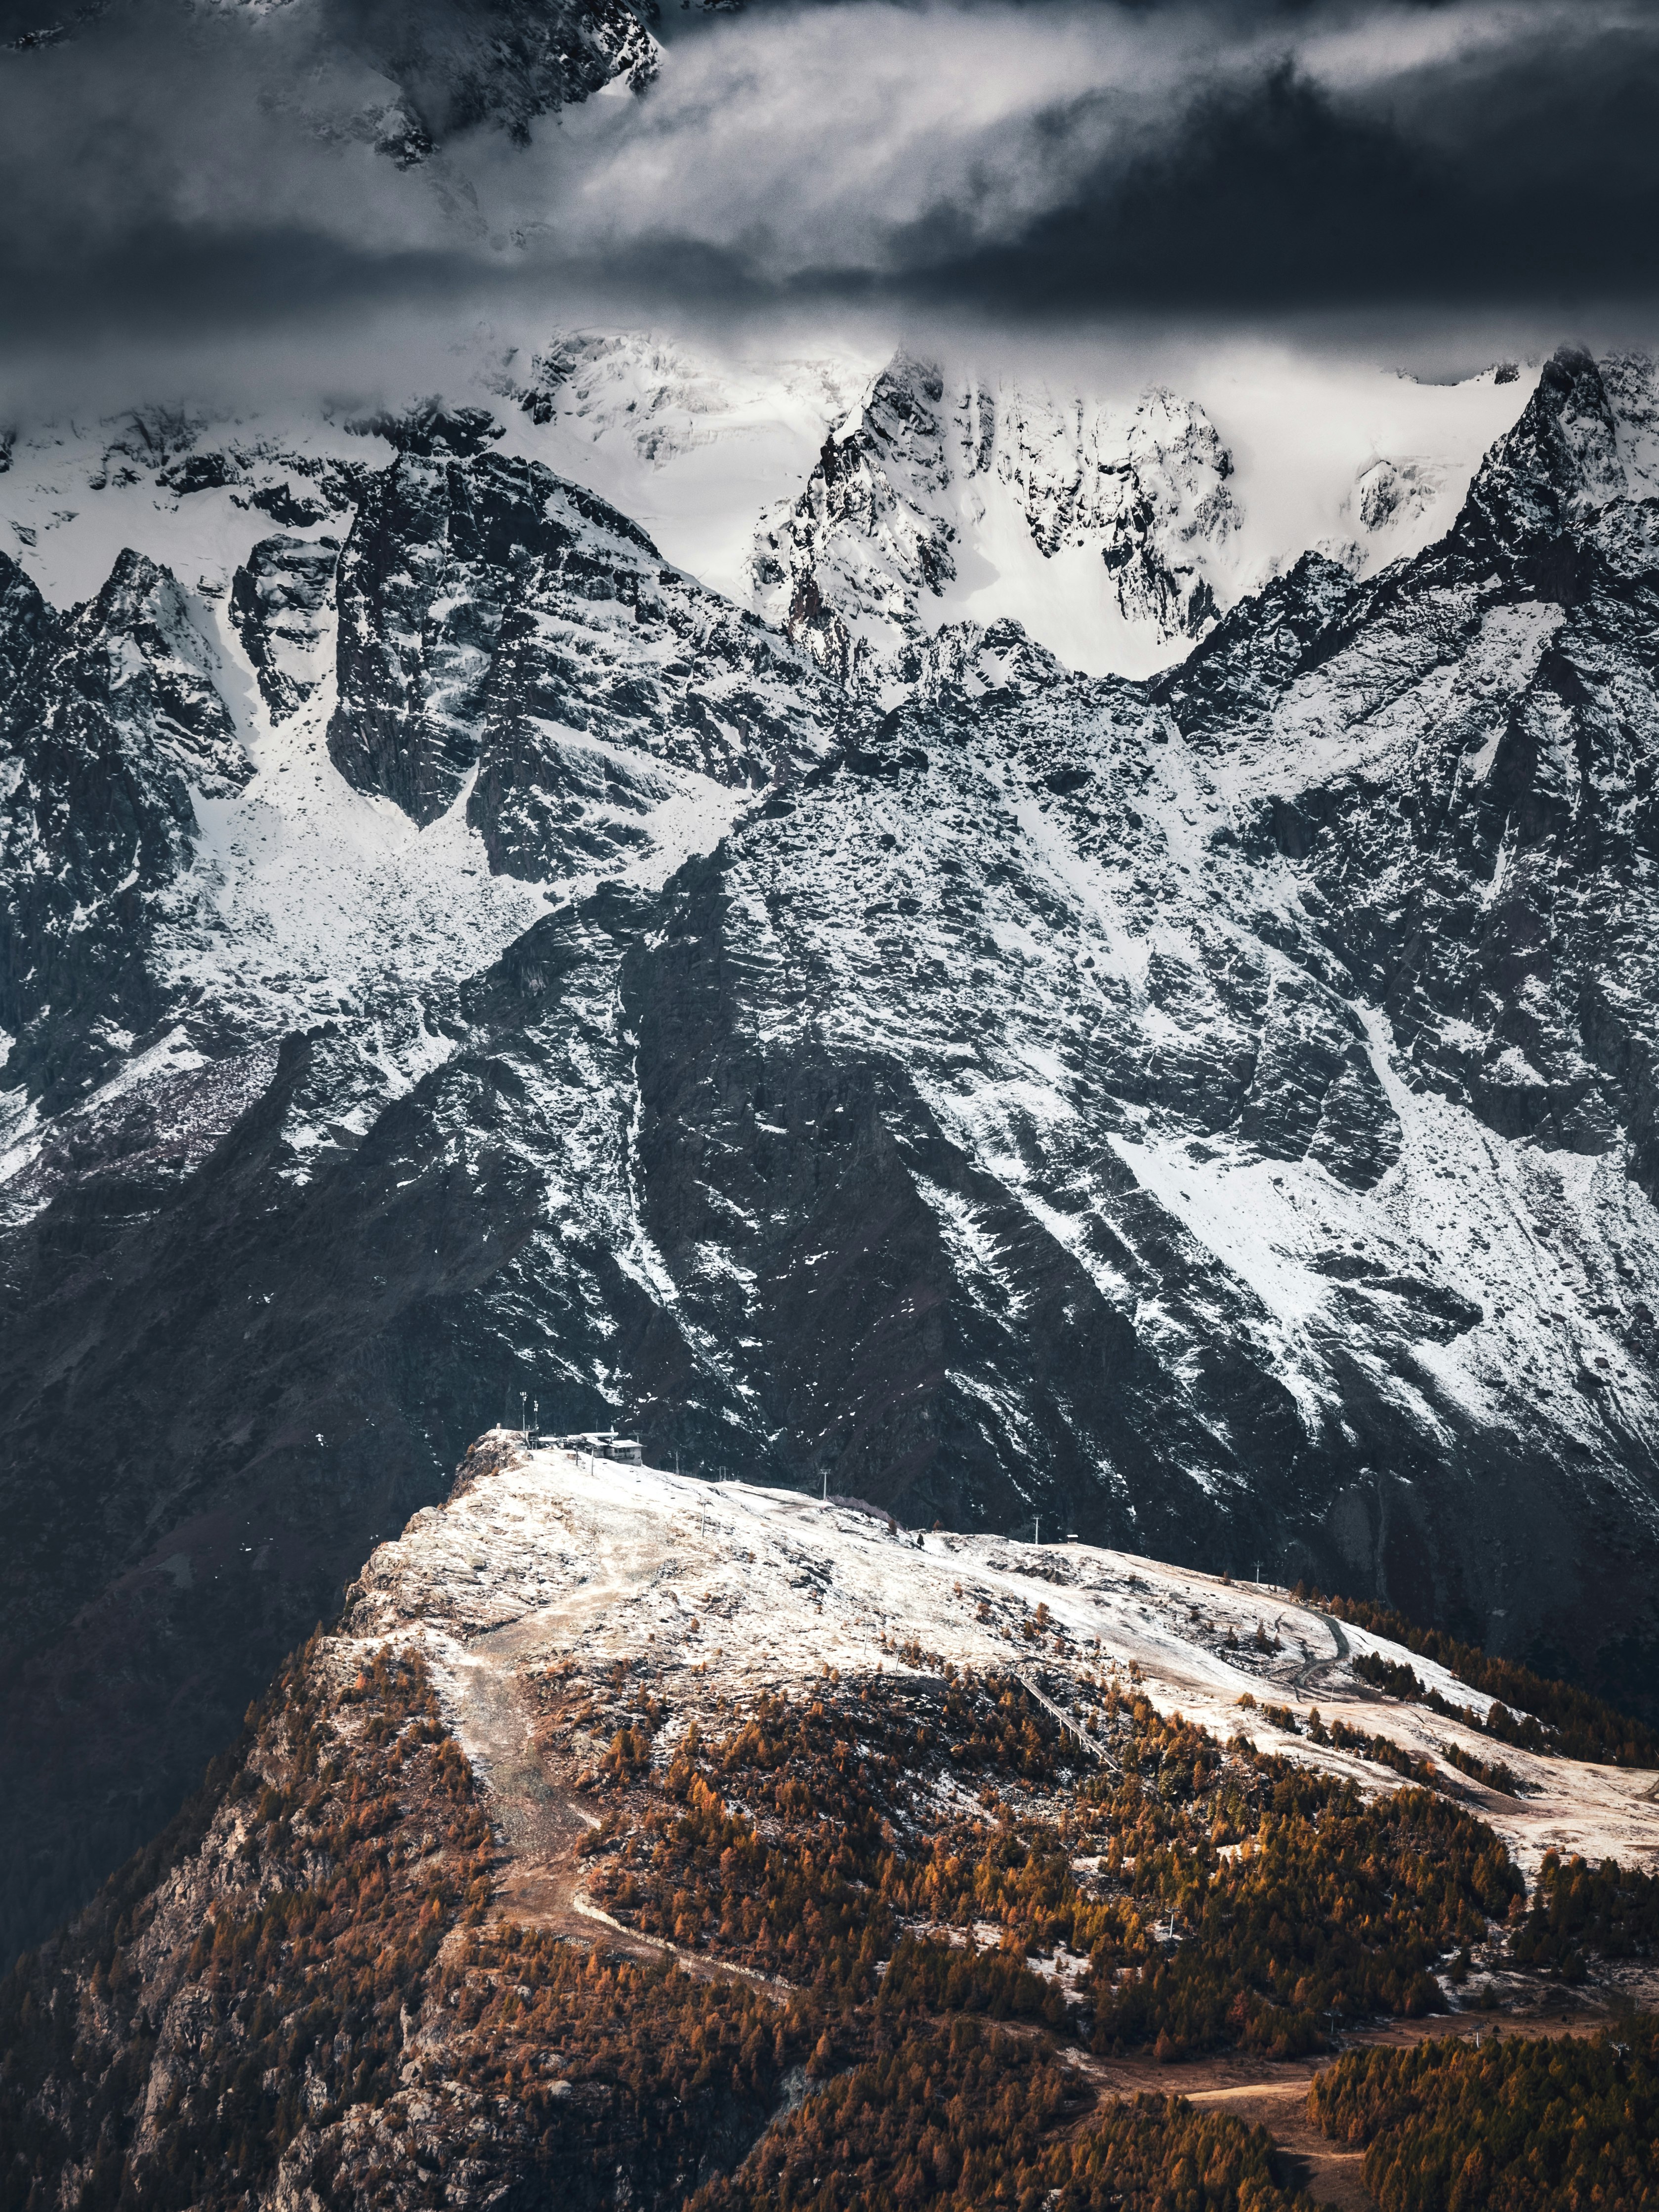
[344,1437,1659,1880]
[0,330,1535,681]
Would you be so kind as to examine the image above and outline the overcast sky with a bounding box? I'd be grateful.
[2,0,1657,383]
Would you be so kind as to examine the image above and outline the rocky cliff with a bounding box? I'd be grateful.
[748,355,1243,683]
[2,345,1659,1971]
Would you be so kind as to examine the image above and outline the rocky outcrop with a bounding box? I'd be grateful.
[0,547,249,1105]
[232,536,341,724]
[327,421,837,872]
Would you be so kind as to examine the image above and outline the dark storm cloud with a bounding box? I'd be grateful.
[897,32,1659,313]
[494,0,1659,323]
[1,0,1658,355]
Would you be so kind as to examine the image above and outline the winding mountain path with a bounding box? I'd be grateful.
[1290,1612,1350,1701]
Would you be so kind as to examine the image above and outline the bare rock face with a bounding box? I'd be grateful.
[3,348,1659,1976]
[0,546,249,1105]
[232,537,341,725]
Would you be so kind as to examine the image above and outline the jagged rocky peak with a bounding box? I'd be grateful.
[0,545,250,1103]
[514,328,770,463]
[1537,346,1659,514]
[323,407,837,873]
[1158,338,1659,1189]
[72,548,252,797]
[344,396,505,459]
[52,401,369,534]
[231,534,341,724]
[748,349,957,680]
[502,327,873,474]
[516,328,705,443]
[1456,344,1659,572]
[1352,454,1448,538]
[988,378,1239,633]
[750,350,1242,685]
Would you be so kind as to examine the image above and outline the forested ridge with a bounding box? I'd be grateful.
[1298,1586,1659,1767]
[3,1612,1658,2211]
[1309,2018,1659,2211]
[577,1670,1528,2061]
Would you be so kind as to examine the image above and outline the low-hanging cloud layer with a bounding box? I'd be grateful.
[2,0,1659,364]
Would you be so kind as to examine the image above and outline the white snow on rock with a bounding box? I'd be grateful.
[0,332,1537,689]
[748,354,1245,682]
[497,329,877,607]
[0,407,387,611]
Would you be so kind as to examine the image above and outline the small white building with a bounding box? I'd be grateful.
[548,1430,643,1465]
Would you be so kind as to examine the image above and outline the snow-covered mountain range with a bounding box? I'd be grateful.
[1,335,1657,1970]
[507,331,1532,681]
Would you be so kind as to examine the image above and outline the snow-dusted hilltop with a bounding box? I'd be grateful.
[9,1425,1653,2212]
[1,340,1657,1972]
[357,1435,1659,1883]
